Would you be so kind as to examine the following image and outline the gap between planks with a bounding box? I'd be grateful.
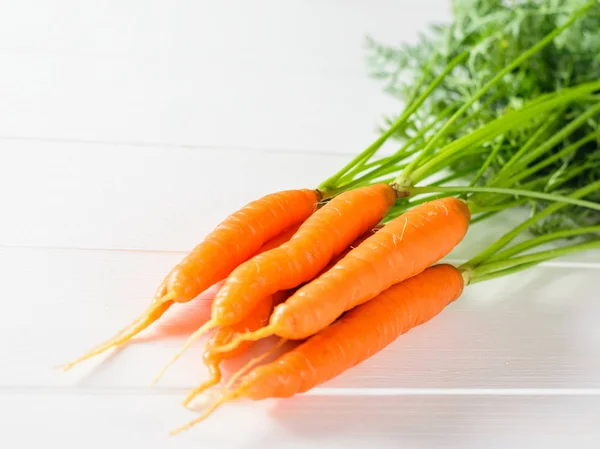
[0,135,363,159]
[4,386,600,397]
[1,245,599,270]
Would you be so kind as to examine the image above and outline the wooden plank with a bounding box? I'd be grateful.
[1,392,599,448]
[2,247,599,389]
[0,0,450,153]
[0,141,346,250]
[4,141,599,264]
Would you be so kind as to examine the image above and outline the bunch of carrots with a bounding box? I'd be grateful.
[62,2,600,435]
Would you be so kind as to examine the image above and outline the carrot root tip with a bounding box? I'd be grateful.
[151,319,218,387]
[182,377,220,408]
[60,295,174,372]
[185,388,222,412]
[170,391,240,436]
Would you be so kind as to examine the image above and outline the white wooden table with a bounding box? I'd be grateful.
[1,1,599,447]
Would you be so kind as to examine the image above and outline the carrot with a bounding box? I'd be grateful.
[152,184,397,380]
[182,226,382,405]
[61,189,319,371]
[171,264,465,434]
[214,196,470,354]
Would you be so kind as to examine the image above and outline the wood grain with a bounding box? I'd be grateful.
[0,0,450,154]
[2,392,599,448]
[2,247,598,390]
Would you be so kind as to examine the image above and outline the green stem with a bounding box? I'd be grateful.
[493,101,600,184]
[468,136,505,188]
[419,144,490,183]
[397,1,595,184]
[492,109,564,181]
[469,210,500,225]
[344,108,457,183]
[402,51,441,111]
[507,132,600,186]
[546,160,600,191]
[463,179,600,267]
[470,197,529,214]
[339,105,486,190]
[408,79,600,184]
[339,108,455,184]
[453,92,503,131]
[409,185,600,212]
[337,77,600,194]
[469,158,593,208]
[467,262,540,284]
[350,176,398,190]
[470,239,600,276]
[430,166,480,186]
[369,163,408,179]
[487,225,600,262]
[345,156,395,180]
[410,102,558,184]
[334,163,408,194]
[318,52,468,190]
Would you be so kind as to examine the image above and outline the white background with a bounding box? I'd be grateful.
[1,1,599,448]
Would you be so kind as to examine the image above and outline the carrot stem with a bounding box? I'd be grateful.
[464,103,600,210]
[337,104,495,191]
[464,179,600,267]
[409,185,600,212]
[471,239,600,277]
[505,131,600,187]
[469,210,500,225]
[467,136,505,189]
[429,166,480,187]
[493,102,600,184]
[469,198,530,215]
[466,262,541,284]
[487,225,600,262]
[340,105,458,185]
[318,52,468,190]
[406,81,600,184]
[490,108,565,182]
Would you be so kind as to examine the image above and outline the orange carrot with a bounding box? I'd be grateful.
[171,264,465,434]
[61,189,319,370]
[161,189,319,302]
[215,196,469,352]
[182,226,382,404]
[153,184,397,379]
